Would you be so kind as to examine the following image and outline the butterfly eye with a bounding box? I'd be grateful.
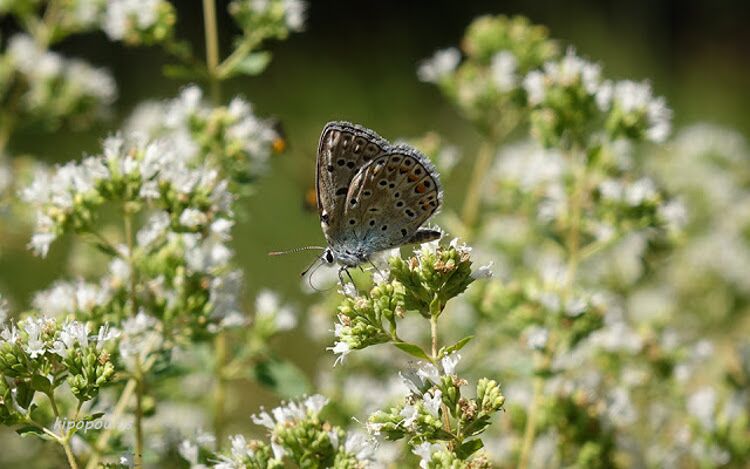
[324,250,334,263]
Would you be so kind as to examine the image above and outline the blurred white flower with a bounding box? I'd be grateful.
[490,51,518,91]
[417,48,460,83]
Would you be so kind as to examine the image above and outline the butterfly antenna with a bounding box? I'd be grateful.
[268,245,326,256]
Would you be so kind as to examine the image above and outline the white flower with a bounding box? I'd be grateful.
[23,317,54,358]
[0,295,7,325]
[282,0,306,31]
[251,409,275,429]
[417,48,460,83]
[340,282,357,298]
[177,440,199,465]
[344,432,376,461]
[687,387,717,430]
[490,51,518,91]
[304,394,328,414]
[29,232,56,257]
[400,404,418,430]
[416,362,440,384]
[526,325,549,350]
[412,442,443,469]
[422,390,442,418]
[523,70,546,105]
[440,351,461,375]
[328,340,351,366]
[103,0,164,40]
[471,261,493,279]
[625,178,657,206]
[179,208,208,228]
[611,80,672,142]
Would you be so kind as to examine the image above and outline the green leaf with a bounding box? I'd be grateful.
[16,426,54,441]
[438,335,474,358]
[456,439,484,459]
[253,358,311,399]
[93,241,119,258]
[227,51,272,77]
[30,375,51,394]
[162,64,206,80]
[393,342,432,361]
[462,415,491,437]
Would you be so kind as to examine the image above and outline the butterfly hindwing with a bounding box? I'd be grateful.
[316,121,390,242]
[343,144,443,252]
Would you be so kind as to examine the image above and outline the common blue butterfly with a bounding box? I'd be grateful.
[314,121,443,281]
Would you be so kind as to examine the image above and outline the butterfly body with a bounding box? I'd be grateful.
[315,121,443,273]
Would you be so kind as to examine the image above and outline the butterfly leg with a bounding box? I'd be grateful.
[338,266,357,288]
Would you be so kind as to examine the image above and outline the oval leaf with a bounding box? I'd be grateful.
[394,342,432,361]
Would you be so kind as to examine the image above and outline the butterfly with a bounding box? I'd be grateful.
[314,121,444,282]
[270,121,443,284]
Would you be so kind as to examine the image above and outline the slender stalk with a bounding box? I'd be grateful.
[213,332,228,445]
[518,372,544,469]
[202,0,230,448]
[430,315,439,359]
[202,0,221,103]
[134,371,144,468]
[461,141,495,238]
[123,212,137,315]
[62,439,80,469]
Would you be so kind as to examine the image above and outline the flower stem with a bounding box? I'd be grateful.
[518,372,544,469]
[460,141,495,240]
[202,0,221,104]
[202,0,229,449]
[430,314,439,359]
[134,371,144,468]
[123,211,137,315]
[62,439,80,469]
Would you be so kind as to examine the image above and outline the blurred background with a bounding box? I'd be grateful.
[1,0,749,464]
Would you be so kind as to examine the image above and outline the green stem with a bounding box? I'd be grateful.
[202,0,221,103]
[124,211,137,315]
[518,371,544,469]
[84,352,154,469]
[62,439,80,469]
[460,141,495,240]
[134,371,144,468]
[202,0,229,449]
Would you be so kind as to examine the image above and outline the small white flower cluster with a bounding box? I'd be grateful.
[33,279,111,318]
[22,133,232,257]
[101,0,174,43]
[0,315,117,360]
[522,47,671,144]
[118,310,163,371]
[5,34,116,123]
[523,48,603,106]
[417,47,461,83]
[251,393,328,430]
[254,289,297,332]
[598,80,672,143]
[127,86,279,180]
[230,0,307,33]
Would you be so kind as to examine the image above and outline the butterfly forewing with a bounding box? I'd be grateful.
[343,144,443,252]
[316,122,390,242]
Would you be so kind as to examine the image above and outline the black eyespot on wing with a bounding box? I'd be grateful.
[381,225,387,231]
[369,220,375,226]
[327,165,334,172]
[405,209,415,218]
[346,161,355,169]
[350,198,357,205]
[337,159,346,166]
[349,219,356,225]
[401,228,407,236]
[335,187,348,196]
[396,201,404,207]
